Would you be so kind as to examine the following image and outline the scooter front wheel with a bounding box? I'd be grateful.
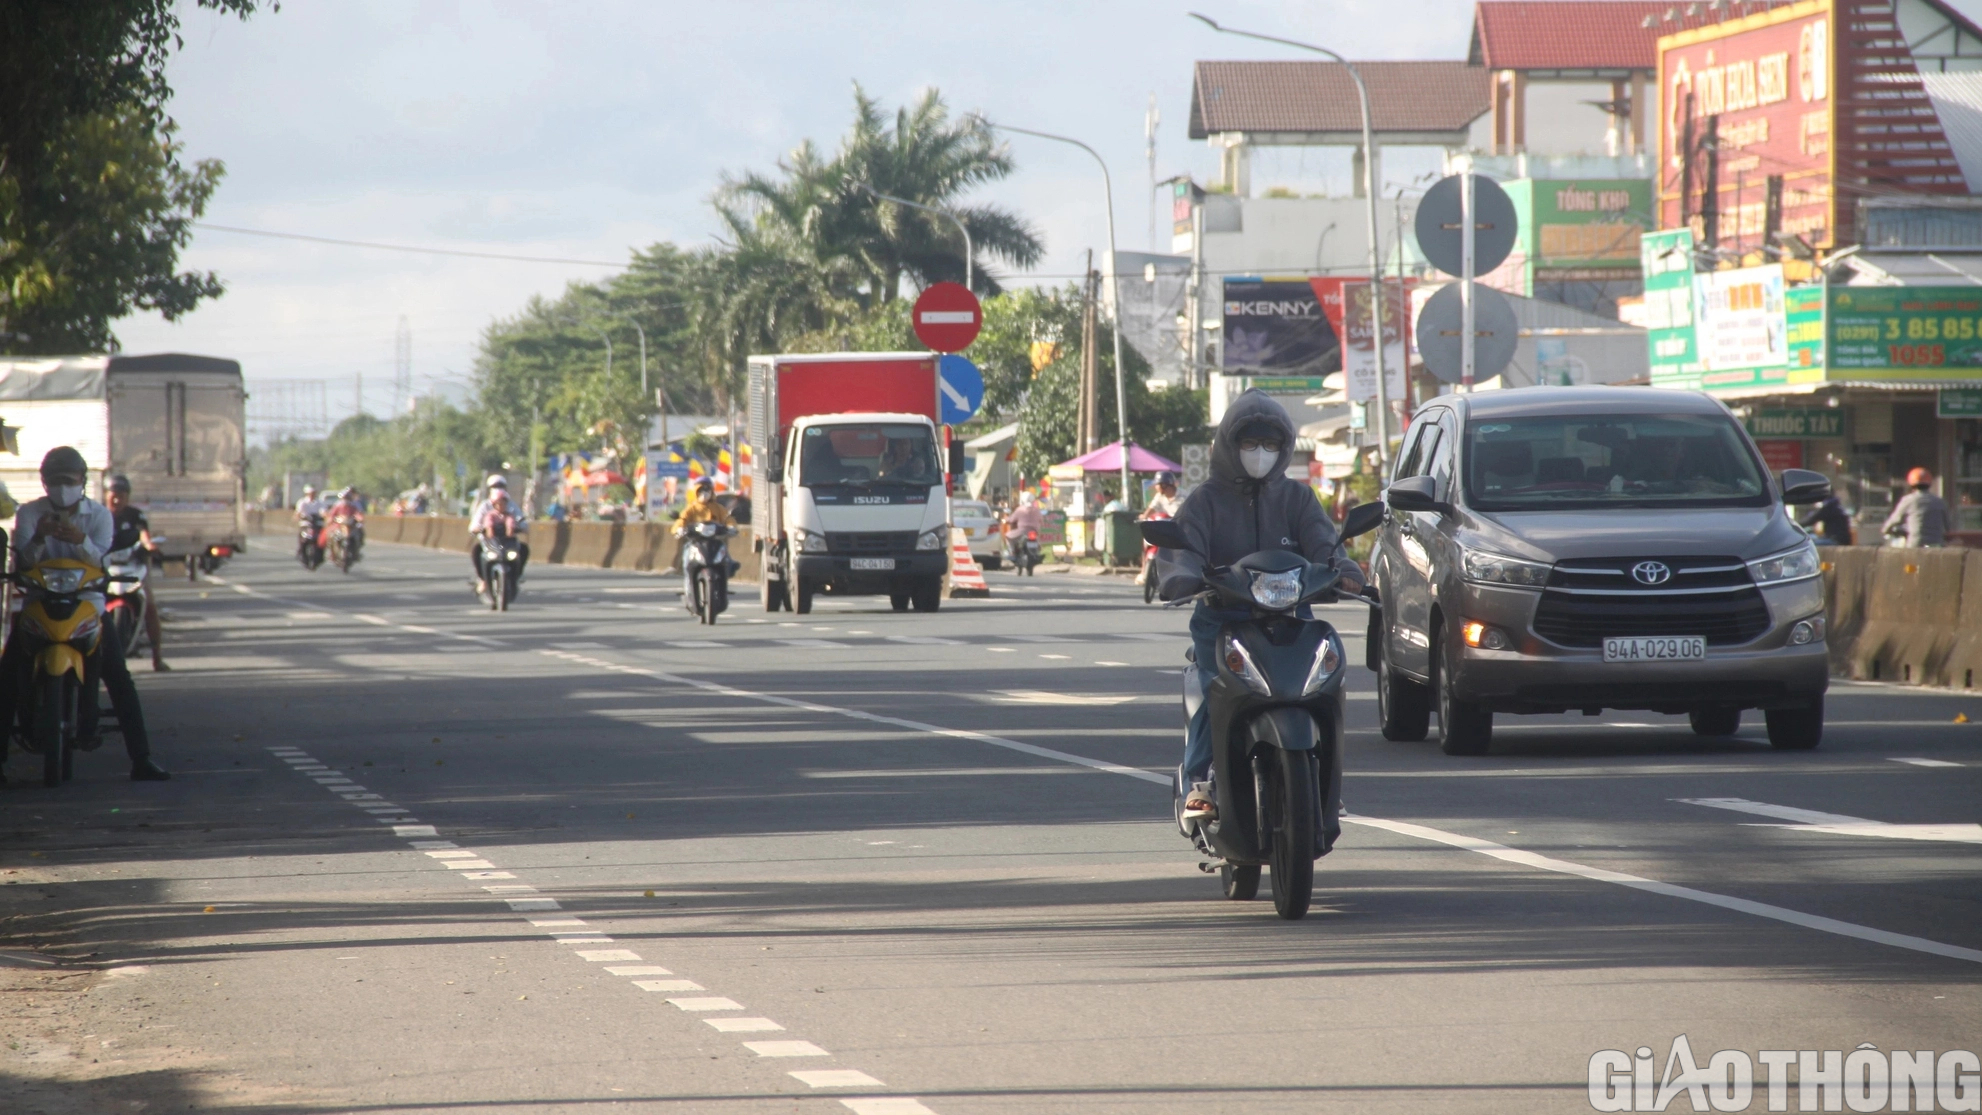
[36,672,63,788]
[1220,863,1260,900]
[1266,748,1317,920]
[700,570,717,625]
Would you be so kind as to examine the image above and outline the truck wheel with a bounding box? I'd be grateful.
[794,575,814,615]
[889,593,909,612]
[1765,700,1823,750]
[911,576,941,613]
[762,579,786,612]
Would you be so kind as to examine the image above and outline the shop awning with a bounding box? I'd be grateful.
[1056,441,1182,473]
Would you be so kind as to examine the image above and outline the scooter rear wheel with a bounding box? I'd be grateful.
[1266,749,1317,920]
[1220,863,1260,900]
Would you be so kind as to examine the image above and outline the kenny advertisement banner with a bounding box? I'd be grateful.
[1221,279,1337,375]
[1658,1,1834,250]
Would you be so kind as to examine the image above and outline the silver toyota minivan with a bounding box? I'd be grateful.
[1371,387,1832,755]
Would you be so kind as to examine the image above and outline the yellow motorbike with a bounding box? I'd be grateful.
[10,557,106,787]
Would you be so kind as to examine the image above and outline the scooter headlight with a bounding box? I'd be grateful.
[1249,568,1303,611]
[1302,634,1344,696]
[1221,635,1273,696]
[792,528,828,553]
[40,567,86,594]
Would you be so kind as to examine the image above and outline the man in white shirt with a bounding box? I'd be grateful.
[1,447,166,781]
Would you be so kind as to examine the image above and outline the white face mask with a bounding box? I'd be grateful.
[46,483,83,507]
[1240,447,1278,480]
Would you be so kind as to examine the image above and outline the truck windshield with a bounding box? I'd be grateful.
[1465,413,1769,510]
[797,423,940,488]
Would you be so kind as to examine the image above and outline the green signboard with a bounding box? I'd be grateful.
[1828,286,1982,377]
[1785,285,1824,371]
[1745,408,1845,439]
[1641,229,1701,388]
[1941,387,1982,418]
[1514,179,1653,269]
[1246,376,1328,393]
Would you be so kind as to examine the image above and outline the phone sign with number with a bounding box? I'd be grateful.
[1603,636,1706,662]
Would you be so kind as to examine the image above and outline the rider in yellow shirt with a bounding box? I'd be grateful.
[673,478,736,536]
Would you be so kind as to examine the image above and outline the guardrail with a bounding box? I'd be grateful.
[244,511,762,584]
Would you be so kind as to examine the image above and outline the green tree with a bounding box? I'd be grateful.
[0,0,273,352]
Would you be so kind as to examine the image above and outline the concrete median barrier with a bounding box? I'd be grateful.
[1825,545,1981,691]
[243,509,757,584]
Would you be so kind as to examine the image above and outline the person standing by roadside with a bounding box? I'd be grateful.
[105,475,168,671]
[1884,468,1956,548]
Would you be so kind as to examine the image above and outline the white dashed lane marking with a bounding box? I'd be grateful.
[1890,756,1963,767]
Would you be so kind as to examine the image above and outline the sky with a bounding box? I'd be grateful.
[114,0,1484,424]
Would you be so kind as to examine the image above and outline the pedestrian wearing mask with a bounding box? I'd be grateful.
[1884,468,1955,548]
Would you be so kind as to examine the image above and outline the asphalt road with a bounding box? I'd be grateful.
[3,537,1979,1115]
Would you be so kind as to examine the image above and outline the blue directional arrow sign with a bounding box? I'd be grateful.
[937,354,984,425]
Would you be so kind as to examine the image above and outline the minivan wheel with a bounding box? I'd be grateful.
[1435,632,1493,756]
[1378,655,1432,742]
[1765,699,1823,750]
[1689,708,1741,736]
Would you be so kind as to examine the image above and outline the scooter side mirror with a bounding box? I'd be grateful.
[1139,519,1190,551]
[1339,500,1385,541]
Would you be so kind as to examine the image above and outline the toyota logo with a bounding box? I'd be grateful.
[1631,560,1673,585]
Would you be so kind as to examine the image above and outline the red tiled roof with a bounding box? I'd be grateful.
[1188,61,1491,139]
[1470,1,1712,72]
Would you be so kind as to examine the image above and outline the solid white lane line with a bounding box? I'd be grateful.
[1891,757,1963,767]
[709,1017,785,1032]
[744,1041,828,1057]
[1675,797,1870,826]
[668,997,743,1011]
[541,650,1982,967]
[1344,814,1982,964]
[792,1070,883,1087]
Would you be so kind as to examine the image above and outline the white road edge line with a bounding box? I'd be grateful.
[538,649,1982,967]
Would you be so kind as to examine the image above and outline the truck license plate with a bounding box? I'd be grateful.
[1603,636,1706,662]
[849,558,894,571]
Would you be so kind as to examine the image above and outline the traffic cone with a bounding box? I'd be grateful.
[947,527,989,598]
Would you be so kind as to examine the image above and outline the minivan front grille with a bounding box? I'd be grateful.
[1532,555,1769,647]
[825,531,917,555]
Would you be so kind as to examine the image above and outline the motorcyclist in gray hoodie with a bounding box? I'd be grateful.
[1156,389,1364,821]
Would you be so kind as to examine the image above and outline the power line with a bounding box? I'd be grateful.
[192,223,629,267]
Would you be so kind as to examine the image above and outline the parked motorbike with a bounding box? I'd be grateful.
[1141,500,1384,920]
[682,522,738,624]
[298,515,325,571]
[326,514,363,573]
[7,557,108,787]
[1010,530,1041,577]
[477,532,522,611]
[103,543,154,658]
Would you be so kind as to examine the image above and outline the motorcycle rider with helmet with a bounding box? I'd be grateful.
[673,477,736,539]
[469,475,529,588]
[294,484,325,560]
[0,447,167,781]
[104,474,167,671]
[1003,491,1045,565]
[1154,390,1362,822]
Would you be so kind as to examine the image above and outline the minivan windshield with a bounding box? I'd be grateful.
[1464,413,1769,510]
[796,423,940,488]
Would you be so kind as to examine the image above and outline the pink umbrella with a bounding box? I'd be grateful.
[1058,441,1182,474]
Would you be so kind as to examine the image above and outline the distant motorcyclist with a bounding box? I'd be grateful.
[469,476,529,588]
[294,484,325,554]
[105,475,167,671]
[1153,390,1362,822]
[673,478,736,537]
[1143,471,1182,519]
[0,447,167,781]
[1799,492,1854,546]
[1884,468,1955,548]
[1003,491,1045,563]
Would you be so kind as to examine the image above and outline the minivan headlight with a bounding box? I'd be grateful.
[1460,548,1552,587]
[1747,542,1820,585]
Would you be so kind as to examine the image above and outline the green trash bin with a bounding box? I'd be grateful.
[1102,509,1141,566]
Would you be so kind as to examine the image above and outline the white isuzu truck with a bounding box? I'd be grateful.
[748,352,960,614]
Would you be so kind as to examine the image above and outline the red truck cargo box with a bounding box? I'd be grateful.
[771,355,938,434]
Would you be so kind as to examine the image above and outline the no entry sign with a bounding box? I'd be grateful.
[912,282,982,353]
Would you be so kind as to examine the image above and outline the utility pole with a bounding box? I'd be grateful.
[1146,94,1161,252]
[1079,251,1099,454]
[1188,199,1205,390]
[354,372,363,418]
[393,315,411,415]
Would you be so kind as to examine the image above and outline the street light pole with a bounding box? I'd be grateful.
[850,181,973,292]
[979,119,1133,509]
[1189,13,1392,475]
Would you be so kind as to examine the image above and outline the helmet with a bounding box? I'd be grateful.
[1153,471,1177,487]
[39,446,86,479]
[486,474,507,490]
[107,474,132,495]
[1906,467,1934,488]
[303,484,318,495]
[693,477,714,494]
[340,486,356,499]
[1019,491,1037,507]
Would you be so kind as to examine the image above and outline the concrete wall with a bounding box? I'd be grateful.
[247,512,761,583]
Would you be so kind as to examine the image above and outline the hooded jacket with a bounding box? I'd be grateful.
[1155,389,1360,600]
